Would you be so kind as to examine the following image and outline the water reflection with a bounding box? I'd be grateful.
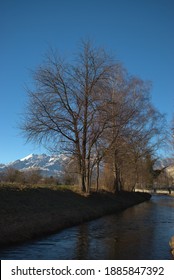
[73,201,157,259]
[74,224,90,259]
[0,195,174,260]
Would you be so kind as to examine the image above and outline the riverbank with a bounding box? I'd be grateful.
[0,186,151,247]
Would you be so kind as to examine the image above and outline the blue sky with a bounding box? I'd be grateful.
[0,0,174,163]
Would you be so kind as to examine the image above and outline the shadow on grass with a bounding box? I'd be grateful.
[0,186,151,247]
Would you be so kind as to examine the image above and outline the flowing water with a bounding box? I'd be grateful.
[0,195,174,260]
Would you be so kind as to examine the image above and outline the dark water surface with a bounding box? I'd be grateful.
[0,195,174,260]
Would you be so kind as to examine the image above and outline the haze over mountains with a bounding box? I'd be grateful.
[0,154,68,177]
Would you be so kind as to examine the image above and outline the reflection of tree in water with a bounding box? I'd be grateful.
[87,198,173,259]
[109,202,156,259]
[74,202,157,260]
[74,224,89,259]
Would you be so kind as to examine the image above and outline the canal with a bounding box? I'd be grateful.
[0,194,174,260]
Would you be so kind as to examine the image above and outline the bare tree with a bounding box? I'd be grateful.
[21,41,166,193]
[99,76,166,192]
[21,41,120,192]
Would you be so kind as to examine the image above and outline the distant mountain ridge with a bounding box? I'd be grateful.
[1,154,174,180]
[154,158,174,169]
[154,158,174,181]
[0,154,68,177]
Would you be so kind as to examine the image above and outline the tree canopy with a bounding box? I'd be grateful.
[21,41,166,192]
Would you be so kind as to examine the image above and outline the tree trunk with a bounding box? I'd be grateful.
[112,150,122,193]
[113,166,122,193]
[77,156,86,192]
[86,157,91,193]
[78,173,86,192]
[96,160,100,191]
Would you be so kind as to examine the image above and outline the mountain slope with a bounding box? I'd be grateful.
[0,154,68,177]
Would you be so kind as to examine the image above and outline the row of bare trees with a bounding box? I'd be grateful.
[0,168,42,185]
[21,41,166,192]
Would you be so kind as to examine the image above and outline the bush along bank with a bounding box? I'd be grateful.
[0,187,151,247]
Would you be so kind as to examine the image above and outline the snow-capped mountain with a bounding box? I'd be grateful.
[154,158,174,181]
[154,158,174,169]
[0,154,68,177]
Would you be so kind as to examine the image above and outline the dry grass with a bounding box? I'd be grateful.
[0,184,151,247]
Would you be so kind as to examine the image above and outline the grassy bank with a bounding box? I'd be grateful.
[0,185,151,247]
